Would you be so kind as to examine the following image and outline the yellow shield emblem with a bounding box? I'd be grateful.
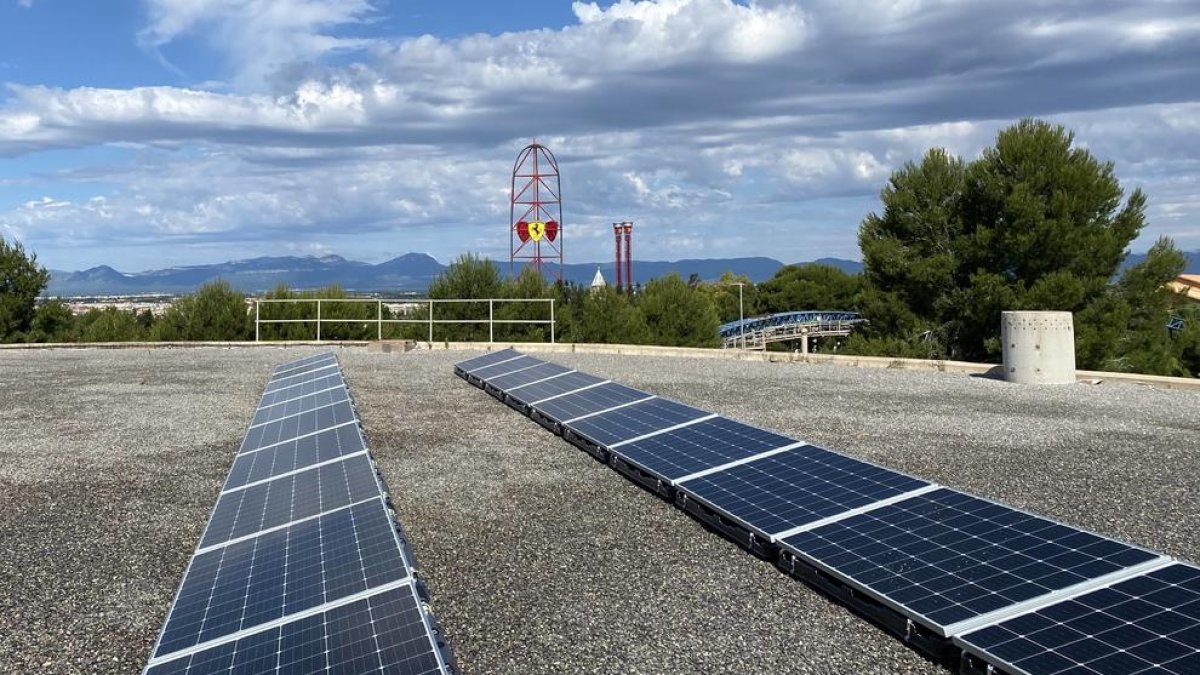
[527,220,546,242]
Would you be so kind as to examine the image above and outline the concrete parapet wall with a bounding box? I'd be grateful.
[3,339,1196,391]
[404,340,1200,391]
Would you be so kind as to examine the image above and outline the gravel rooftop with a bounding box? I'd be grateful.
[1,346,1198,675]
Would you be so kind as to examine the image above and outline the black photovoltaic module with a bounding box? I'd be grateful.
[456,348,1194,675]
[144,353,455,675]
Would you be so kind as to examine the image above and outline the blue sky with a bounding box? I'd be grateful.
[1,0,1198,272]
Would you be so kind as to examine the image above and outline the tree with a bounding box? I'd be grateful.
[702,271,758,324]
[569,287,650,344]
[25,299,77,343]
[78,307,145,342]
[155,279,251,341]
[494,266,554,342]
[859,119,1153,366]
[1099,238,1188,375]
[637,273,720,347]
[757,264,861,315]
[0,237,50,342]
[427,254,504,341]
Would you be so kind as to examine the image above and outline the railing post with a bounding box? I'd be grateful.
[377,299,382,341]
[489,299,494,343]
[428,300,434,343]
[550,299,556,344]
[316,299,321,341]
[255,299,260,342]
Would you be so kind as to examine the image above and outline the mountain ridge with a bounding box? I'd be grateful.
[44,249,1196,297]
[44,253,864,296]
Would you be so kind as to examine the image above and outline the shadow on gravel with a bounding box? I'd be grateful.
[969,365,1007,381]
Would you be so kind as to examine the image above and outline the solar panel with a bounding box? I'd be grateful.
[956,563,1200,675]
[485,361,573,392]
[239,400,357,454]
[146,584,445,675]
[506,371,605,405]
[782,487,1163,635]
[224,423,366,491]
[155,499,408,657]
[271,354,338,378]
[263,363,343,393]
[610,416,796,483]
[258,372,345,407]
[676,442,931,539]
[530,382,651,424]
[248,387,352,427]
[146,353,454,674]
[200,452,380,548]
[454,348,1197,672]
[272,352,337,373]
[565,397,713,448]
[453,348,519,374]
[466,354,545,381]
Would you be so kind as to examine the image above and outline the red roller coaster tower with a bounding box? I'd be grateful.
[510,142,563,281]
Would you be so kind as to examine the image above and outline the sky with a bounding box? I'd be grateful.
[0,0,1198,273]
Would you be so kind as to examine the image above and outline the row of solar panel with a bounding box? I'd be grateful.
[145,352,455,675]
[456,348,1200,675]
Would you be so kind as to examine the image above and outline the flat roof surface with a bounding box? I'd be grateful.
[1,347,1198,674]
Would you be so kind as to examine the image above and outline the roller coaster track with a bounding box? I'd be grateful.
[719,311,868,350]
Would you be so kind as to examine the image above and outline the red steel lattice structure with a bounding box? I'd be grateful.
[510,142,563,281]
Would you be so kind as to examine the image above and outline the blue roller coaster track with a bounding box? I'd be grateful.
[719,311,867,340]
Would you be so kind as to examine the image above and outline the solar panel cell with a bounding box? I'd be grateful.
[202,453,379,548]
[783,488,1160,633]
[958,564,1200,675]
[486,362,572,391]
[156,499,407,658]
[453,348,518,373]
[467,354,544,381]
[224,423,367,490]
[258,373,345,408]
[147,585,444,675]
[530,382,649,423]
[566,398,711,448]
[272,354,338,379]
[273,352,337,372]
[678,443,930,538]
[263,364,342,393]
[611,416,795,482]
[507,371,605,404]
[240,400,357,454]
[249,387,352,427]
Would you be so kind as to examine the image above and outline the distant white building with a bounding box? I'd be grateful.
[590,267,607,292]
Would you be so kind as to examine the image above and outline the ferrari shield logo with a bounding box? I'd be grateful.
[527,220,546,242]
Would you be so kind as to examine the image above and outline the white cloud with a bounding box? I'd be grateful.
[2,0,1200,268]
[138,0,377,88]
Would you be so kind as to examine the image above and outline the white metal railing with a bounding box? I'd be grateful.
[253,297,555,343]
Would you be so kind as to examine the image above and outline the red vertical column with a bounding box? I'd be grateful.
[613,223,623,291]
[623,222,633,292]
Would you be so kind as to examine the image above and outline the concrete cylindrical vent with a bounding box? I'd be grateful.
[1002,311,1076,384]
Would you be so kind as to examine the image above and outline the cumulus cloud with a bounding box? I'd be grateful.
[2,0,1199,268]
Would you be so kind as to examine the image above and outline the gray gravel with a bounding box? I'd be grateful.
[1,347,1197,674]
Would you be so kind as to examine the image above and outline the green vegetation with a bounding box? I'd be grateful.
[0,119,1194,376]
[0,236,50,341]
[847,119,1194,375]
[155,280,253,342]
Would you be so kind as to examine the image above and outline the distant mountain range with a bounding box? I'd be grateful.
[44,253,864,297]
[45,248,1196,297]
